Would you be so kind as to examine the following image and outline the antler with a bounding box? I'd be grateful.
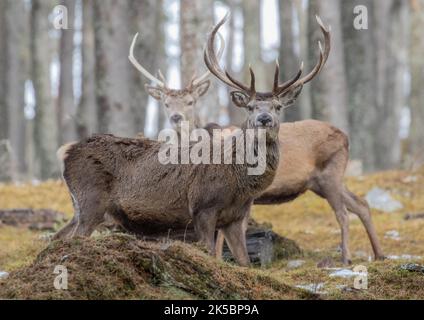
[129,33,166,87]
[191,32,225,86]
[204,13,256,96]
[130,32,225,90]
[278,15,331,95]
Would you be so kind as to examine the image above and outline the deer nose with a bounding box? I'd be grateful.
[256,113,273,126]
[170,113,183,123]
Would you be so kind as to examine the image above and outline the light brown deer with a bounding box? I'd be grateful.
[204,15,384,265]
[129,33,224,133]
[53,27,311,266]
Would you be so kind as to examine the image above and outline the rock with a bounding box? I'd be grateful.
[286,260,305,269]
[317,257,335,269]
[295,283,326,294]
[384,230,401,241]
[0,271,9,280]
[402,175,418,183]
[365,187,403,213]
[387,254,423,260]
[328,268,365,278]
[399,263,424,273]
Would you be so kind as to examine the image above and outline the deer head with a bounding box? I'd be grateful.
[204,13,330,138]
[129,33,224,132]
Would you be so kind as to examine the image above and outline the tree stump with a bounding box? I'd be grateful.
[138,219,301,266]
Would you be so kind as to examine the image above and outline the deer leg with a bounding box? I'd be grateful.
[221,218,250,267]
[53,216,78,240]
[193,210,217,255]
[53,193,80,240]
[313,179,352,264]
[70,193,107,238]
[215,230,225,259]
[343,187,385,260]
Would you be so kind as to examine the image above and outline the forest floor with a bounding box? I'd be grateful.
[0,168,423,299]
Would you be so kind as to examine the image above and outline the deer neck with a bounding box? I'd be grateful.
[236,122,280,197]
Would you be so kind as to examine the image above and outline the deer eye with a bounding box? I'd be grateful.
[275,104,283,111]
[187,101,194,106]
[164,103,170,108]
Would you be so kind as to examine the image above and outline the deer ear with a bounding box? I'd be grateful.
[278,85,303,107]
[193,80,210,98]
[145,85,164,101]
[230,91,249,108]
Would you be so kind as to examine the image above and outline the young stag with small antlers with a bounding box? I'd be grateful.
[53,26,296,266]
[205,14,384,265]
[128,33,224,133]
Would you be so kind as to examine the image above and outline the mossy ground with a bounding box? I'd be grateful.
[0,169,423,299]
[0,234,316,300]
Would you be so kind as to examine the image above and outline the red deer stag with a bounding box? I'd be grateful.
[129,33,224,133]
[206,14,384,265]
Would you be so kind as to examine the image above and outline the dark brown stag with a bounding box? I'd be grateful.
[129,32,224,133]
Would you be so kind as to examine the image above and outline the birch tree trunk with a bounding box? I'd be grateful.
[31,0,59,179]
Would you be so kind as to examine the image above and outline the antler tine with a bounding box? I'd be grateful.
[129,33,165,87]
[204,13,252,93]
[274,62,304,95]
[273,60,280,93]
[192,32,226,86]
[249,65,256,95]
[284,15,331,91]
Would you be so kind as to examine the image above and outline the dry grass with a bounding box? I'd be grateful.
[0,168,424,299]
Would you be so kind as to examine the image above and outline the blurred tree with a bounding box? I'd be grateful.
[0,1,7,141]
[93,0,135,137]
[3,0,28,181]
[279,0,301,121]
[242,0,267,89]
[129,0,162,134]
[180,0,220,124]
[31,0,59,179]
[293,0,312,120]
[58,0,76,144]
[77,0,97,138]
[226,1,245,126]
[408,0,424,168]
[342,0,378,171]
[373,0,408,170]
[313,0,349,134]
